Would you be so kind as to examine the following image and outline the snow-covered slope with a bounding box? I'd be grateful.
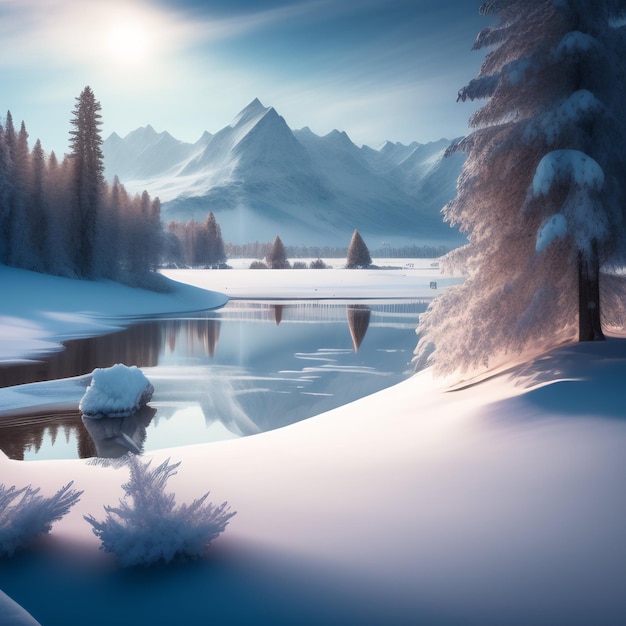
[103,99,465,247]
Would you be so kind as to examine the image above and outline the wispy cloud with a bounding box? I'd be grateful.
[0,0,200,68]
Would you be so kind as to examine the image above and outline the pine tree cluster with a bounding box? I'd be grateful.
[0,86,162,280]
[165,212,227,267]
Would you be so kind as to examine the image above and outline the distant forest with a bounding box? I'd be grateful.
[224,242,450,261]
[162,229,450,267]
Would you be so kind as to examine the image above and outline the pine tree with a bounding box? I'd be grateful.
[9,121,32,269]
[205,212,226,267]
[415,0,626,376]
[345,229,372,269]
[267,235,290,269]
[29,139,47,271]
[1,112,17,265]
[69,86,105,278]
[0,125,12,264]
[45,153,76,277]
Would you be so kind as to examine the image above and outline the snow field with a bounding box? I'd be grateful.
[0,264,625,624]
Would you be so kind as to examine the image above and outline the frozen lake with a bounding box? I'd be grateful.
[0,298,427,460]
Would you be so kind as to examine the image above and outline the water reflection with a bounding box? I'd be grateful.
[0,322,162,389]
[272,304,284,325]
[0,409,96,460]
[82,405,156,458]
[0,299,429,460]
[346,305,371,351]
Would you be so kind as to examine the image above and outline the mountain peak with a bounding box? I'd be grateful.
[230,98,270,128]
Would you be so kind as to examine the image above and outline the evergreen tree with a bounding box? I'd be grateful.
[267,235,290,269]
[45,153,76,277]
[69,86,104,278]
[101,175,122,279]
[29,139,47,271]
[0,125,12,264]
[415,0,626,376]
[2,112,17,265]
[147,196,162,270]
[205,211,226,267]
[345,229,372,269]
[9,121,32,269]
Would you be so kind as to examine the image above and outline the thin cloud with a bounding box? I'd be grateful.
[0,0,201,68]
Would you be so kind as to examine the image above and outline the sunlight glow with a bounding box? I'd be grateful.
[105,19,152,65]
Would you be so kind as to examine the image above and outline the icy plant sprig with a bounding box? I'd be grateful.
[0,482,83,557]
[84,455,236,567]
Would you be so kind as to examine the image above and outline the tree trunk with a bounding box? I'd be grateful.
[578,240,604,341]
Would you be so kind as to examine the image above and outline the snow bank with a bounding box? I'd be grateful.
[79,365,153,419]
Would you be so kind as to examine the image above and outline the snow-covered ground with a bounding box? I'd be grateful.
[1,263,625,625]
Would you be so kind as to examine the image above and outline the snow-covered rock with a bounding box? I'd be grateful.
[79,364,154,419]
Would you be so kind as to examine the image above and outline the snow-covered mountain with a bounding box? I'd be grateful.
[103,98,464,247]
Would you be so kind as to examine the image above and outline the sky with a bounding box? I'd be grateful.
[0,0,490,155]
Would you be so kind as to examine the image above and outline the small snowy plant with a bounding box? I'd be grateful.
[0,482,82,557]
[84,455,236,567]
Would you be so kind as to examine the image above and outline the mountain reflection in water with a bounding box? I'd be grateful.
[0,299,427,461]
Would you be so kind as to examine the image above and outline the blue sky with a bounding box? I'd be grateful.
[0,0,489,154]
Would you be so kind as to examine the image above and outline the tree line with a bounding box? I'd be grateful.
[164,213,226,268]
[0,86,162,282]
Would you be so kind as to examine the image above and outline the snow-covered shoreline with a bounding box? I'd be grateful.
[1,263,625,625]
[0,264,228,364]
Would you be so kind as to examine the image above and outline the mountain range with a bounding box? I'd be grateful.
[102,98,465,247]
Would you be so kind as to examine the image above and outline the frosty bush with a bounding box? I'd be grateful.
[84,455,236,567]
[0,482,82,557]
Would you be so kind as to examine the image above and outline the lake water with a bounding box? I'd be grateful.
[0,299,427,461]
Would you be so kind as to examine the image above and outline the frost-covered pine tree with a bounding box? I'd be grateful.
[415,0,626,376]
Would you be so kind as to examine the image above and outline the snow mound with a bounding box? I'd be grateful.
[79,364,154,419]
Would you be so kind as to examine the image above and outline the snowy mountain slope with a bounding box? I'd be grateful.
[103,99,465,246]
[103,125,202,181]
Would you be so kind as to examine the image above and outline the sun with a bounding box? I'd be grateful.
[105,20,151,65]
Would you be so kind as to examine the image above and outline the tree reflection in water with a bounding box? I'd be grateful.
[346,305,371,351]
[0,409,96,460]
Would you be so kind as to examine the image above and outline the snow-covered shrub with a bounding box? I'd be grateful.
[84,455,236,567]
[0,482,82,557]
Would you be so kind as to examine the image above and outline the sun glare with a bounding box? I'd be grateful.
[106,20,151,65]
